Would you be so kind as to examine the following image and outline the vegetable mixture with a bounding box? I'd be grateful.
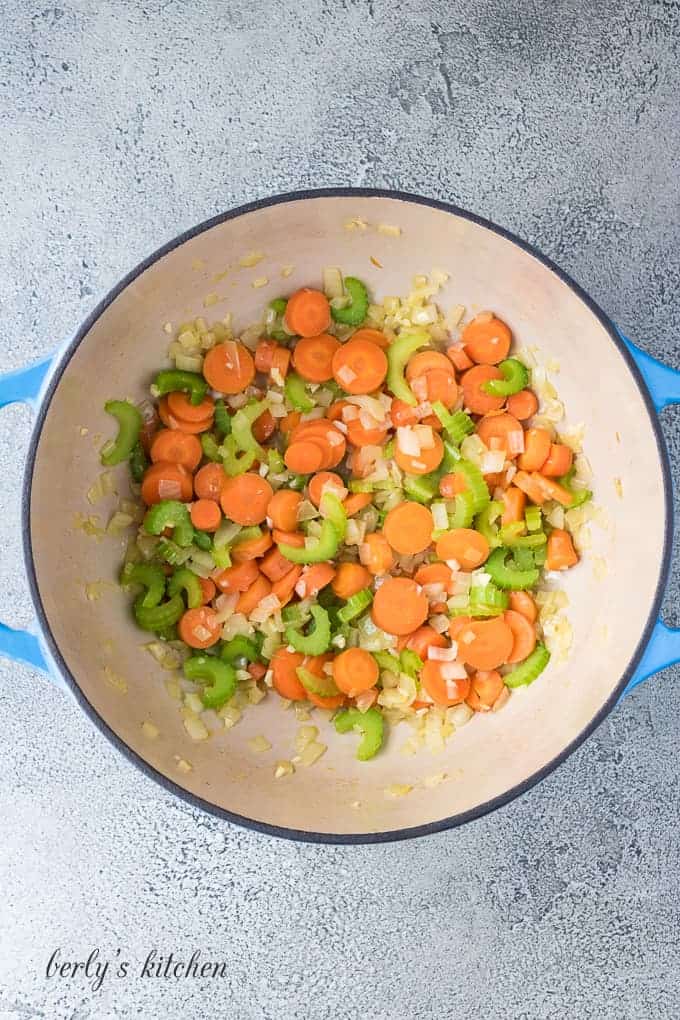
[103,270,591,762]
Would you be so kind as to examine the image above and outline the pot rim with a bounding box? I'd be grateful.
[22,187,674,844]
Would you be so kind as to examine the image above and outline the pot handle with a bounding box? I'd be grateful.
[621,334,680,692]
[0,354,65,685]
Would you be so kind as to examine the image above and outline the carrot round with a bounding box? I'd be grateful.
[414,562,453,593]
[272,528,305,547]
[260,545,297,582]
[406,350,455,380]
[394,430,444,475]
[198,577,216,605]
[284,440,326,474]
[308,471,345,507]
[279,410,301,435]
[446,344,474,372]
[220,473,273,526]
[507,388,538,420]
[214,560,259,594]
[398,624,447,659]
[232,530,273,561]
[508,590,537,623]
[345,414,389,448]
[546,528,579,570]
[371,577,429,635]
[466,669,504,711]
[418,368,458,408]
[150,429,202,471]
[390,398,419,427]
[190,498,222,532]
[360,532,395,575]
[421,661,471,707]
[252,409,276,444]
[298,562,336,597]
[462,314,512,365]
[167,391,215,423]
[270,565,302,607]
[178,606,222,649]
[350,327,389,349]
[541,443,573,477]
[435,528,490,570]
[449,615,473,640]
[254,339,277,373]
[235,573,272,615]
[292,334,341,382]
[504,609,537,664]
[284,288,331,337]
[271,346,291,381]
[304,654,345,710]
[194,462,227,501]
[518,428,552,472]
[501,486,526,525]
[158,396,214,434]
[455,618,514,671]
[331,562,372,600]
[141,461,193,505]
[271,647,306,700]
[203,341,255,394]
[476,412,523,459]
[333,648,379,697]
[342,492,372,516]
[461,365,505,415]
[267,489,303,531]
[332,338,388,394]
[383,501,434,555]
[438,472,466,499]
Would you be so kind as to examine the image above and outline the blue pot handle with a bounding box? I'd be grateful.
[621,332,680,693]
[0,354,66,686]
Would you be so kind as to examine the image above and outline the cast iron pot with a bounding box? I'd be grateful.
[2,189,679,843]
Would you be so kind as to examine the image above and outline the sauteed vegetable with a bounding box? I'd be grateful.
[103,270,591,761]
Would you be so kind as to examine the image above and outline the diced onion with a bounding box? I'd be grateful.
[336,365,357,386]
[480,450,506,474]
[396,426,421,456]
[440,661,468,680]
[427,644,458,661]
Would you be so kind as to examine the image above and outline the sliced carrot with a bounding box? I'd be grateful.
[260,545,297,582]
[466,670,504,712]
[462,314,512,365]
[501,486,526,525]
[307,690,346,710]
[414,561,453,594]
[342,492,372,516]
[399,625,447,659]
[270,346,291,381]
[438,472,466,499]
[359,532,395,575]
[332,562,372,600]
[248,662,267,681]
[284,288,331,337]
[267,489,303,531]
[270,565,302,607]
[504,609,537,664]
[394,429,444,475]
[546,528,579,570]
[298,562,336,597]
[460,365,505,415]
[332,338,388,394]
[446,344,474,372]
[284,440,326,474]
[476,412,524,459]
[190,498,222,532]
[150,429,202,471]
[416,368,458,409]
[158,396,214,434]
[435,528,490,570]
[271,647,306,700]
[371,577,429,635]
[198,577,216,604]
[518,428,552,472]
[512,470,548,504]
[350,327,389,348]
[508,590,537,623]
[254,339,277,374]
[405,350,455,380]
[541,443,573,477]
[232,529,273,561]
[141,461,193,505]
[252,409,276,444]
[292,333,341,382]
[235,573,272,615]
[532,473,575,507]
[333,648,379,697]
[167,391,215,424]
[449,616,473,641]
[214,560,260,594]
[272,528,305,547]
[345,414,389,448]
[326,399,348,422]
[220,473,273,526]
[390,398,419,427]
[178,606,222,649]
[383,501,434,555]
[279,410,301,435]
[203,341,255,394]
[290,419,346,467]
[304,654,345,710]
[456,617,514,671]
[308,471,345,507]
[194,463,227,501]
[421,661,471,707]
[507,388,538,420]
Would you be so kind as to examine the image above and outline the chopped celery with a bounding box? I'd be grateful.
[449,490,476,529]
[504,643,550,688]
[220,435,257,476]
[482,358,528,397]
[284,372,315,412]
[334,707,384,760]
[285,606,331,655]
[296,666,340,698]
[525,505,542,532]
[399,649,424,678]
[232,398,270,460]
[185,655,238,709]
[129,440,148,482]
[167,567,203,609]
[320,492,347,542]
[144,500,194,547]
[213,399,231,436]
[373,651,402,674]
[485,547,539,590]
[279,518,340,564]
[134,594,184,632]
[453,459,490,514]
[475,500,503,549]
[154,369,208,406]
[193,530,213,552]
[403,472,440,504]
[330,277,369,326]
[432,403,475,445]
[120,563,166,608]
[221,635,261,665]
[337,588,373,623]
[101,400,143,466]
[200,433,221,462]
[386,330,430,406]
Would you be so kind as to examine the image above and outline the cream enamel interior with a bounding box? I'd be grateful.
[29,195,667,837]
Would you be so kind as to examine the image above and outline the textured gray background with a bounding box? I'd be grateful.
[1,2,679,1018]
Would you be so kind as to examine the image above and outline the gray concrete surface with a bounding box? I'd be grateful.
[1,1,679,1018]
